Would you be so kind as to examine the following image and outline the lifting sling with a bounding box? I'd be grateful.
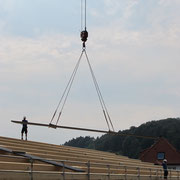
[12,0,158,140]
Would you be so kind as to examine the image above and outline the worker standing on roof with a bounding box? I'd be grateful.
[21,116,28,140]
[162,159,168,179]
[157,159,168,179]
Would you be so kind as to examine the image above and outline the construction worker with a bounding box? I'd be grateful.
[162,159,168,179]
[156,159,168,179]
[21,116,28,140]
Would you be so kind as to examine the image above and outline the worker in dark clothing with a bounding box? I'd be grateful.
[162,159,168,179]
[156,159,168,179]
[21,116,28,140]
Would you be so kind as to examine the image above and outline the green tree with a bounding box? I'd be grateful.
[64,118,180,159]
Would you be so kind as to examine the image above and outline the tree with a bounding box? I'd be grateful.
[64,118,180,159]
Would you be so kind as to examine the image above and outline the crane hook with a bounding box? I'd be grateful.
[80,29,88,48]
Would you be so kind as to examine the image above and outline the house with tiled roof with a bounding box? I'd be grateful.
[140,137,180,170]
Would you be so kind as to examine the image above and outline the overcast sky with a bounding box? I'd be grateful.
[0,0,180,145]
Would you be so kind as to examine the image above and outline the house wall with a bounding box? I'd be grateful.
[168,165,180,170]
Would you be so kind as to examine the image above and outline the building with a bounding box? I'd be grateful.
[140,137,180,170]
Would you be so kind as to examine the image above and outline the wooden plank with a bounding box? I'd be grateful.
[0,136,129,160]
[1,143,141,166]
[11,120,157,139]
[0,161,61,171]
[0,146,84,172]
[0,142,158,170]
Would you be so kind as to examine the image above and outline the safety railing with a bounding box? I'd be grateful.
[0,154,180,180]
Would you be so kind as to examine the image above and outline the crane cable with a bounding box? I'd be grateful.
[50,49,115,131]
[84,50,115,131]
[49,51,84,126]
[49,0,115,132]
[85,0,87,30]
[50,0,87,127]
[81,0,87,31]
[81,0,83,31]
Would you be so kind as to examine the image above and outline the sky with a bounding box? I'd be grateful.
[0,0,180,145]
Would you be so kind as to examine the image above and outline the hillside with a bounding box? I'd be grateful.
[64,118,180,159]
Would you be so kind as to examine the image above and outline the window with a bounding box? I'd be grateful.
[157,152,165,160]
